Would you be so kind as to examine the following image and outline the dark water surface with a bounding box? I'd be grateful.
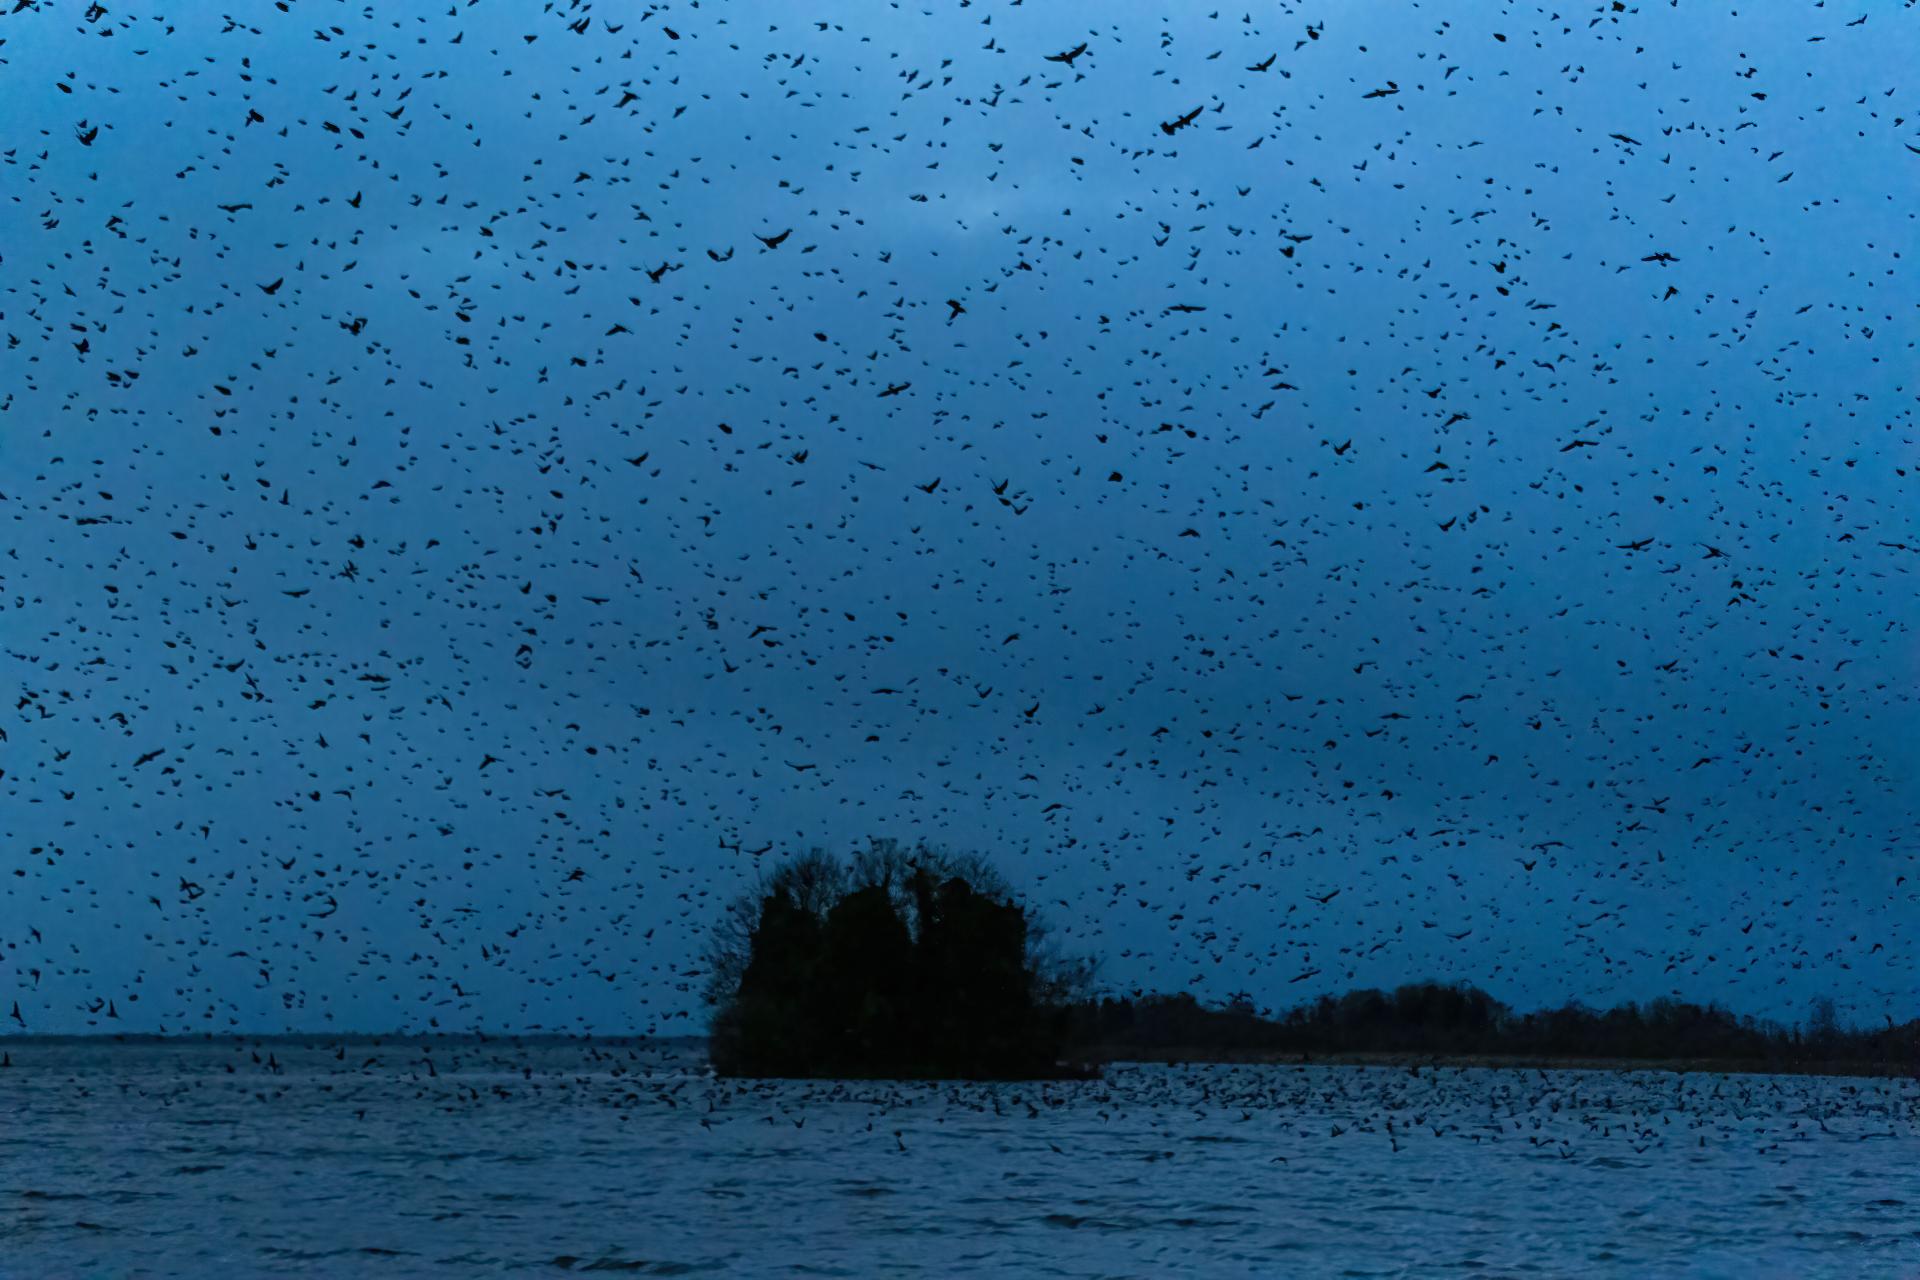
[1,1039,1915,1278]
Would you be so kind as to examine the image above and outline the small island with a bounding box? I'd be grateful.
[706,841,1919,1081]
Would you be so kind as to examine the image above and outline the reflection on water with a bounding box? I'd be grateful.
[1,1039,1914,1277]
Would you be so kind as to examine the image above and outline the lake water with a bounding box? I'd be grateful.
[1,1038,1915,1278]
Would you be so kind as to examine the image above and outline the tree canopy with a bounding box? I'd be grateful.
[704,839,1093,1078]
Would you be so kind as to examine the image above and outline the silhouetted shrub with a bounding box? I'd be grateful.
[705,839,1093,1079]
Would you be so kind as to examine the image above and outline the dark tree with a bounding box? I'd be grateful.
[704,839,1094,1079]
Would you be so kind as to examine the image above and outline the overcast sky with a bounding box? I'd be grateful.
[2,0,1916,1036]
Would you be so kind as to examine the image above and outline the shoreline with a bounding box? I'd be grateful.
[1075,1043,1912,1074]
[1071,1045,1920,1079]
[4,1035,1912,1082]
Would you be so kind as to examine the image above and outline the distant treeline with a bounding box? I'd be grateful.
[706,842,1917,1079]
[1062,984,1920,1068]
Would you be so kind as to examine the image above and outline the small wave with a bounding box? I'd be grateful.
[549,1257,716,1273]
[833,1181,894,1198]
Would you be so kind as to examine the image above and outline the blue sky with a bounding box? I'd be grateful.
[2,0,1916,1035]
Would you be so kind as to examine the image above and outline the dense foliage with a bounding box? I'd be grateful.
[705,840,1093,1078]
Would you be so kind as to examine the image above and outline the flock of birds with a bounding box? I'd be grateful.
[1,0,1916,1039]
[4,1036,1913,1270]
[7,1034,1915,1157]
[12,1033,1920,1138]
